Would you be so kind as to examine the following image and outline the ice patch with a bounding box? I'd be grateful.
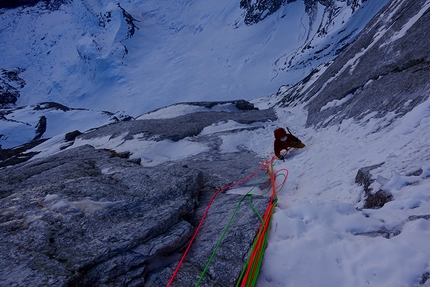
[124,137,210,167]
[320,93,354,112]
[43,194,59,202]
[51,200,69,210]
[136,104,209,120]
[200,120,250,135]
[380,170,417,193]
[50,198,121,214]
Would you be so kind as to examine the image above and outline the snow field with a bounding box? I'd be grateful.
[21,95,430,286]
[19,87,430,286]
[255,96,430,286]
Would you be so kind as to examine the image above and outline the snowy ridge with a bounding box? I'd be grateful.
[1,0,430,286]
[0,102,129,149]
[274,0,389,72]
[1,0,387,117]
[255,96,430,287]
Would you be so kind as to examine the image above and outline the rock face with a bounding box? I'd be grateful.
[0,68,26,107]
[277,0,430,128]
[240,0,289,25]
[355,163,392,209]
[0,106,275,286]
[240,0,365,26]
[79,108,275,143]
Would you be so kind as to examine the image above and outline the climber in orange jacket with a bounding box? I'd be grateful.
[274,127,305,159]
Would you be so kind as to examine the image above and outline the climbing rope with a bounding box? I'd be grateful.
[195,173,269,286]
[167,155,288,287]
[166,165,265,287]
[236,156,288,287]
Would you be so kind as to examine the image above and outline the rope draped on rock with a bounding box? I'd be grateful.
[167,155,288,287]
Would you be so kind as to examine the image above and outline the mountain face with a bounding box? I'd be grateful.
[0,101,131,149]
[240,0,364,25]
[1,0,430,286]
[0,0,387,117]
[276,0,430,128]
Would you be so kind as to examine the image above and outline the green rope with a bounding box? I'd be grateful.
[237,198,277,287]
[248,195,263,222]
[236,170,287,287]
[195,173,268,286]
[248,183,273,222]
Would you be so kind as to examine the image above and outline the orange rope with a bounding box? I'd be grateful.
[167,154,288,287]
[237,155,288,287]
[166,165,265,287]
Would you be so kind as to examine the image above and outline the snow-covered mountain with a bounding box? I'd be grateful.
[1,0,388,116]
[1,0,430,286]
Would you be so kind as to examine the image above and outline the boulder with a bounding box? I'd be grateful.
[355,163,392,209]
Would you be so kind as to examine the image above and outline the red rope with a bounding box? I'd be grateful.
[239,199,276,286]
[166,165,265,287]
[238,155,288,287]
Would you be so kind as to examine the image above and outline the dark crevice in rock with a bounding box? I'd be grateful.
[183,99,258,111]
[32,116,47,142]
[65,130,83,142]
[407,169,423,177]
[352,227,401,239]
[0,138,48,168]
[117,3,140,39]
[421,272,430,285]
[408,214,430,221]
[34,102,71,112]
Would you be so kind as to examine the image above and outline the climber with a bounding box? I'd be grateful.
[273,127,305,160]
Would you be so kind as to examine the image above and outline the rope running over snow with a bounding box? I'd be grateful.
[236,156,288,287]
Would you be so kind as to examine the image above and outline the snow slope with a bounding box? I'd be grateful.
[25,94,430,286]
[254,98,430,287]
[2,0,430,285]
[0,0,388,116]
[0,102,129,149]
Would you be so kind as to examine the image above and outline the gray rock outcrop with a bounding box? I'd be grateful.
[0,106,276,286]
[79,108,276,143]
[0,68,25,107]
[277,0,430,128]
[355,163,392,209]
